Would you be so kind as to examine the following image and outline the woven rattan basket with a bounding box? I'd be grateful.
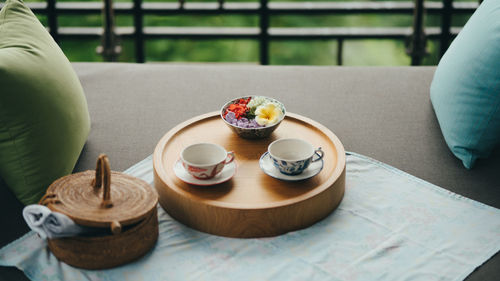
[39,154,158,269]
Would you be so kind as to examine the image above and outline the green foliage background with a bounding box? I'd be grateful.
[28,0,473,65]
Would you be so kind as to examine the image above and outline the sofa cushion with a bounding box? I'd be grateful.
[0,0,91,204]
[430,0,500,169]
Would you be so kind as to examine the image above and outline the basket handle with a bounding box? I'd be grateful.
[94,154,113,208]
[93,154,123,234]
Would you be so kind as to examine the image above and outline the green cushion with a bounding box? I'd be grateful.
[0,0,91,204]
[430,0,500,169]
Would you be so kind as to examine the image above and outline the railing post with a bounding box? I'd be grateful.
[407,0,426,65]
[47,0,59,43]
[133,0,145,63]
[97,0,121,61]
[439,0,452,57]
[259,0,269,65]
[337,38,343,65]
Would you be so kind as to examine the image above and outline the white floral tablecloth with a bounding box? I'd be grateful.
[1,152,499,281]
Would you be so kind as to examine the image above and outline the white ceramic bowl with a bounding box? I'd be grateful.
[220,96,286,139]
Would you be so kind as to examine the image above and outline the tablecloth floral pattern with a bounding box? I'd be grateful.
[1,152,499,281]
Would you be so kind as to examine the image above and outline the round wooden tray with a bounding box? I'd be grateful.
[153,112,346,238]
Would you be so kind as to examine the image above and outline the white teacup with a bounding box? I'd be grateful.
[181,143,235,180]
[268,138,324,175]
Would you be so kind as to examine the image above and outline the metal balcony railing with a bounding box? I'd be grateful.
[1,0,479,64]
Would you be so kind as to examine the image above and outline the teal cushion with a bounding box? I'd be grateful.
[430,0,500,169]
[0,0,91,204]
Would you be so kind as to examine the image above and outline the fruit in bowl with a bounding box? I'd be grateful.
[221,96,286,139]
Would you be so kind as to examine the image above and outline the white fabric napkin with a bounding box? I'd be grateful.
[22,205,89,239]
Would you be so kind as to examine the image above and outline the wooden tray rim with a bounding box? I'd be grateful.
[153,111,346,210]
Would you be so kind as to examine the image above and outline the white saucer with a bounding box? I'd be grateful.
[173,159,237,186]
[259,152,323,181]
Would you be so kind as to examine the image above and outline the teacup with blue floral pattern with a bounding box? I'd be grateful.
[268,138,324,175]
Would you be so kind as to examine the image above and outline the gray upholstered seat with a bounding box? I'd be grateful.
[1,63,498,280]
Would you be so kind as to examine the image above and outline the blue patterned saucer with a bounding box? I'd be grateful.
[259,152,323,181]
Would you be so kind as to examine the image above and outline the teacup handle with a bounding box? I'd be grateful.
[312,148,324,162]
[225,151,235,164]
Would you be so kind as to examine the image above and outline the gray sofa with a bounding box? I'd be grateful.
[1,63,498,280]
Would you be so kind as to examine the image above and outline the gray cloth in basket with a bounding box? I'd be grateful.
[22,205,88,239]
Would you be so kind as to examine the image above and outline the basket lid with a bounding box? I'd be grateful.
[40,154,158,234]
